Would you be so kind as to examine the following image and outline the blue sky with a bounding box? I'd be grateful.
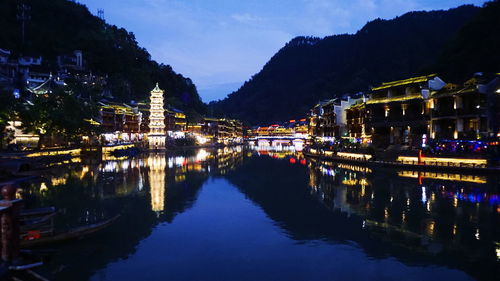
[79,0,486,102]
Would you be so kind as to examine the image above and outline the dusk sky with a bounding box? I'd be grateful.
[79,0,486,102]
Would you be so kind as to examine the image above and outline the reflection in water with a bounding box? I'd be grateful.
[14,145,500,281]
[148,154,166,212]
[398,170,487,184]
[307,157,500,278]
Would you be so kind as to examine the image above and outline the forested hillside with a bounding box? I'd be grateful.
[0,0,206,117]
[211,5,482,125]
[429,0,500,82]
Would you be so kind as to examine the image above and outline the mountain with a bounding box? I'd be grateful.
[429,0,500,82]
[0,0,206,118]
[211,5,481,125]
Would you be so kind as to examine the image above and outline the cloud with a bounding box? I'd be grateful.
[79,0,488,101]
[231,13,263,24]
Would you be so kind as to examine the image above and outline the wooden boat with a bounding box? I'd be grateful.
[21,212,56,230]
[21,214,120,248]
[20,207,56,217]
[21,207,56,225]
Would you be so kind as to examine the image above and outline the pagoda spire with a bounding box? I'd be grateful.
[153,82,161,92]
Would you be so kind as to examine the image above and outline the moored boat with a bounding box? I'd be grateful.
[21,214,120,248]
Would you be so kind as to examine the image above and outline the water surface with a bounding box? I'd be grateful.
[19,147,500,281]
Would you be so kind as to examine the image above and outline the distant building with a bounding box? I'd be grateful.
[294,119,309,136]
[0,49,16,88]
[5,120,39,148]
[26,73,65,95]
[308,100,337,142]
[18,56,42,67]
[165,108,187,133]
[345,98,366,140]
[308,101,327,140]
[334,96,361,137]
[99,102,143,144]
[200,118,243,143]
[57,50,84,72]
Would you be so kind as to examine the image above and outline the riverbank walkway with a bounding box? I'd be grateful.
[303,149,500,174]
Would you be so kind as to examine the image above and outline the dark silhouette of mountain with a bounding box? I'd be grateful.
[428,0,500,82]
[211,5,481,125]
[0,0,206,117]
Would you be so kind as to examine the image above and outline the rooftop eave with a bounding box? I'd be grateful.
[366,94,423,105]
[371,74,437,91]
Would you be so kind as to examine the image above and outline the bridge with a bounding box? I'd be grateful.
[245,135,308,147]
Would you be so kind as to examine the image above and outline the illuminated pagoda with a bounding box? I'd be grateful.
[148,83,166,149]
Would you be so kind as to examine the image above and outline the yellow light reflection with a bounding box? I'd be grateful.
[337,152,372,161]
[496,243,500,261]
[148,154,166,212]
[337,163,372,173]
[426,221,435,236]
[26,148,81,157]
[397,156,487,167]
[397,171,487,184]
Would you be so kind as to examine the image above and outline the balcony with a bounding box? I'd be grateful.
[432,108,487,119]
[432,109,455,118]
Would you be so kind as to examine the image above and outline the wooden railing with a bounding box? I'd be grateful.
[0,185,23,263]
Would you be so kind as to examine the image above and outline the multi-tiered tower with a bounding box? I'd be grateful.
[148,83,166,149]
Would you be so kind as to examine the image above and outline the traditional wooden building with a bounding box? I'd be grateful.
[363,74,445,147]
[334,96,361,137]
[165,108,187,132]
[294,119,309,136]
[139,105,187,136]
[322,100,338,139]
[345,100,366,139]
[99,102,142,143]
[430,75,500,140]
[344,74,500,147]
[308,100,337,141]
[201,118,243,142]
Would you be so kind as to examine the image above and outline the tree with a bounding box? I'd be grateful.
[17,89,100,148]
[0,89,17,149]
[211,5,480,124]
[0,0,206,117]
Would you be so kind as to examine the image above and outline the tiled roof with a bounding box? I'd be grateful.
[372,74,437,91]
[366,93,423,104]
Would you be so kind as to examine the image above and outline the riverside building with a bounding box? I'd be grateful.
[308,100,338,142]
[430,74,500,140]
[342,73,500,148]
[199,118,243,144]
[364,74,446,148]
[99,102,143,144]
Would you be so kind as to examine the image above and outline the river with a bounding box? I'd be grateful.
[17,146,500,281]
